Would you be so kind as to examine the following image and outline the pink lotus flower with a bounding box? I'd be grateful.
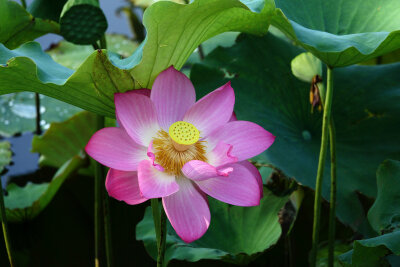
[85,66,275,243]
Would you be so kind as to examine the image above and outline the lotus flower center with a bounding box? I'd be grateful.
[152,121,206,175]
[168,121,200,152]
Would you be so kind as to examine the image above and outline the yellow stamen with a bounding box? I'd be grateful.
[153,129,206,176]
[168,121,200,152]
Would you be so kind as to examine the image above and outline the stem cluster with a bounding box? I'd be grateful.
[310,66,337,267]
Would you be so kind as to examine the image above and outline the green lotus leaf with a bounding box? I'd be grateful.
[0,0,274,117]
[340,160,400,266]
[31,111,96,169]
[271,0,400,67]
[0,0,59,50]
[0,42,134,117]
[129,0,274,88]
[4,154,87,222]
[136,189,289,265]
[190,33,400,230]
[368,160,400,234]
[339,231,400,267]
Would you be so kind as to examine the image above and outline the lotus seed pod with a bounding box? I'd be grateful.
[60,0,107,45]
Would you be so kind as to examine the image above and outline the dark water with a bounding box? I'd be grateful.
[2,133,39,188]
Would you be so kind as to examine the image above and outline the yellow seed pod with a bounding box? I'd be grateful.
[169,121,200,146]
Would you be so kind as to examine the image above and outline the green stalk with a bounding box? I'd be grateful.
[328,119,337,267]
[98,36,113,267]
[20,0,26,8]
[94,115,105,267]
[92,35,113,267]
[151,198,161,249]
[0,181,14,267]
[310,66,334,266]
[103,185,113,267]
[157,207,167,267]
[99,35,107,51]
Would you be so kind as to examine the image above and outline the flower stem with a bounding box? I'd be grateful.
[92,35,113,267]
[97,37,114,267]
[328,119,337,267]
[35,93,42,135]
[0,184,14,267]
[310,66,334,266]
[157,207,167,267]
[151,199,161,248]
[151,198,167,266]
[103,185,113,267]
[94,115,105,267]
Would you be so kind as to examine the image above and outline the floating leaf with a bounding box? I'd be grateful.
[32,111,96,169]
[136,189,288,265]
[190,33,400,230]
[0,0,59,49]
[0,92,81,137]
[0,0,274,117]
[271,0,400,67]
[4,154,87,222]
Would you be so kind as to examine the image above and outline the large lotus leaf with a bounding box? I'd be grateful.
[368,160,400,234]
[31,111,96,169]
[0,0,59,50]
[190,33,400,230]
[340,160,400,266]
[47,34,139,70]
[0,141,12,173]
[136,189,288,265]
[0,42,134,117]
[0,92,81,137]
[0,0,274,117]
[129,0,274,89]
[4,154,87,222]
[339,231,400,267]
[339,230,400,267]
[270,0,400,67]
